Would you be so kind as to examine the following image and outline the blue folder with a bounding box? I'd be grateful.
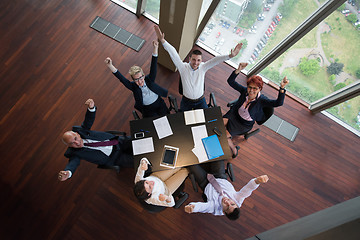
[201,135,224,160]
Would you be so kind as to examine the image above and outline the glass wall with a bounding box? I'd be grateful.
[144,0,160,20]
[199,0,323,65]
[111,0,138,12]
[262,1,360,131]
[326,95,360,131]
[198,0,360,132]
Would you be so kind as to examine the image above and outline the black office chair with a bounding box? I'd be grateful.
[105,130,127,135]
[227,100,274,139]
[226,162,235,182]
[189,162,234,194]
[168,95,179,113]
[137,181,190,213]
[132,95,179,120]
[132,110,141,120]
[207,92,217,108]
[170,92,216,111]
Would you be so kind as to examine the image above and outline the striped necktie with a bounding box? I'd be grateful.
[84,139,118,147]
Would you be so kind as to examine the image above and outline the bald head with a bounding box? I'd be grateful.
[62,131,83,148]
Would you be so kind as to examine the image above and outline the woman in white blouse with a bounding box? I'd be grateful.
[134,158,188,207]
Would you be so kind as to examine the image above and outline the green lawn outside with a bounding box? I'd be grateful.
[321,11,360,78]
[327,96,360,131]
[282,66,332,101]
[258,0,360,130]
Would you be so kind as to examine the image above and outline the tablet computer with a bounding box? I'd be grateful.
[160,145,179,168]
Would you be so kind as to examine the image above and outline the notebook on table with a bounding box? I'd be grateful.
[201,135,224,160]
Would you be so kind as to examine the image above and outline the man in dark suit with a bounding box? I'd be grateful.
[105,40,169,118]
[58,99,134,181]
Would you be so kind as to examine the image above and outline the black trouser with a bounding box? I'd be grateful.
[142,96,169,118]
[111,136,134,168]
[188,160,227,191]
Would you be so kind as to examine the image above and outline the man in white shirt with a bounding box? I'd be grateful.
[154,26,243,111]
[185,160,269,220]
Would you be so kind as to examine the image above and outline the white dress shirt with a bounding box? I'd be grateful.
[190,178,259,216]
[162,40,230,99]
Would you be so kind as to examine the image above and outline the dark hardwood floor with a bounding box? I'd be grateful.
[0,0,359,239]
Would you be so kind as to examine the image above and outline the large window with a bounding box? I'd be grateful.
[198,0,360,133]
[326,95,360,131]
[262,2,360,101]
[144,0,160,20]
[112,0,160,21]
[199,0,320,64]
[112,0,138,12]
[263,3,360,131]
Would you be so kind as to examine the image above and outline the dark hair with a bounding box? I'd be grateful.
[191,49,202,56]
[225,208,240,221]
[134,180,151,200]
[247,75,264,90]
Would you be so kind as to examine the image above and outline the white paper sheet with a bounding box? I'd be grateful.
[132,137,154,155]
[191,125,208,147]
[191,125,209,163]
[192,146,208,163]
[153,116,173,139]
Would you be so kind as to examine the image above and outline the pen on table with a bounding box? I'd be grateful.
[208,119,217,123]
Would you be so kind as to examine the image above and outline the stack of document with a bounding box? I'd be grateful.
[191,125,224,162]
[191,125,209,163]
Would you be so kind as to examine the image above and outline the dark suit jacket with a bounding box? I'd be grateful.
[112,56,168,113]
[63,108,128,174]
[227,71,285,122]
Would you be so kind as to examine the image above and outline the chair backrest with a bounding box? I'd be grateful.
[257,106,274,125]
[137,182,186,212]
[137,198,166,213]
[227,99,237,108]
[168,95,179,113]
[207,92,217,108]
[178,76,183,95]
[105,130,126,136]
[132,110,140,120]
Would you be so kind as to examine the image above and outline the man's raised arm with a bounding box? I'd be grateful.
[154,25,185,72]
[154,25,165,44]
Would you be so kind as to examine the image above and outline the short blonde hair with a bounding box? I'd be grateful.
[128,65,144,78]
